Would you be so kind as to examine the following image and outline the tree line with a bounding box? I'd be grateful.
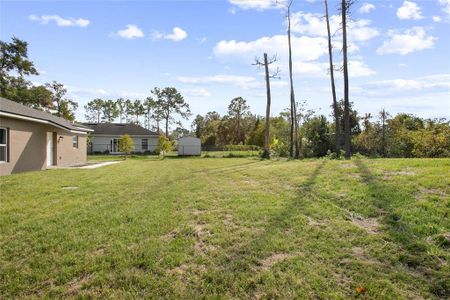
[191,98,450,158]
[84,87,191,137]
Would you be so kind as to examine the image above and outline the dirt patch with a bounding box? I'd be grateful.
[161,229,179,242]
[383,170,416,179]
[191,221,217,256]
[65,274,94,295]
[223,213,238,229]
[338,164,354,169]
[307,216,329,227]
[415,187,446,201]
[168,264,189,276]
[89,247,105,257]
[192,221,211,238]
[61,186,79,190]
[260,253,294,271]
[348,213,380,234]
[191,209,205,216]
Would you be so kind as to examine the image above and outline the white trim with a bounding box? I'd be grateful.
[0,127,7,163]
[0,111,92,134]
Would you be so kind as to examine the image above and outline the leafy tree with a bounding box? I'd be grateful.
[116,98,126,123]
[143,97,156,130]
[84,98,104,123]
[151,87,191,137]
[101,100,119,123]
[170,123,190,140]
[228,97,250,144]
[158,135,173,158]
[304,115,331,157]
[0,37,52,108]
[119,134,134,157]
[192,114,206,139]
[246,117,265,147]
[45,81,78,121]
[134,100,145,124]
[335,99,360,136]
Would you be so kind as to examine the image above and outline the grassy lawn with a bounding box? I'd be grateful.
[1,157,449,298]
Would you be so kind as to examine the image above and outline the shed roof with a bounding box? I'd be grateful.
[0,97,92,133]
[84,123,159,136]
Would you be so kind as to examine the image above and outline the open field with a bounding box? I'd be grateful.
[1,157,449,298]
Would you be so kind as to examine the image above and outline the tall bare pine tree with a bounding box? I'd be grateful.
[342,0,352,159]
[325,0,340,157]
[286,0,300,158]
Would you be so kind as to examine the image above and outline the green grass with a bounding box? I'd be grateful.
[1,157,449,299]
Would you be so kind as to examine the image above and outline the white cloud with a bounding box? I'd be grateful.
[290,12,379,42]
[152,27,188,42]
[165,27,188,41]
[360,3,375,14]
[73,88,108,95]
[377,27,435,55]
[114,24,144,39]
[177,74,260,89]
[29,14,89,27]
[438,0,450,16]
[228,0,285,11]
[432,15,442,22]
[348,60,376,77]
[396,1,423,20]
[362,74,450,91]
[214,35,328,63]
[119,91,147,98]
[183,88,211,97]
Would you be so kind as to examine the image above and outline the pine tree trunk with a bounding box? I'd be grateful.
[287,2,299,158]
[165,118,169,137]
[263,53,272,155]
[325,0,340,157]
[342,0,351,160]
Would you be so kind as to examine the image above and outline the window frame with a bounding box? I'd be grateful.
[0,127,8,163]
[72,135,79,149]
[141,138,148,151]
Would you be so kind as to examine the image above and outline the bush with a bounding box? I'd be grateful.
[119,134,134,155]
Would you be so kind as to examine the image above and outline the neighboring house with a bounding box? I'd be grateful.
[85,123,159,154]
[178,136,201,156]
[0,97,92,175]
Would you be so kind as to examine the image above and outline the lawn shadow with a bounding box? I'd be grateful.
[353,159,448,297]
[212,161,327,293]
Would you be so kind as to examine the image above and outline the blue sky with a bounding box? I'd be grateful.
[1,0,449,128]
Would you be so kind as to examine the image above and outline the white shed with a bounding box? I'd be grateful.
[178,136,201,156]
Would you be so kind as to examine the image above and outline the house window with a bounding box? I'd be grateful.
[142,139,148,151]
[0,127,8,162]
[72,136,78,148]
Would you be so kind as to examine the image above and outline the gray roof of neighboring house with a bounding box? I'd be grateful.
[0,97,92,132]
[84,123,159,136]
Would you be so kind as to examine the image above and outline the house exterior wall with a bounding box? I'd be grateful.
[178,137,201,156]
[89,135,158,153]
[0,117,87,175]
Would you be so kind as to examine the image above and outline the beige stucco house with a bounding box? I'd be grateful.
[0,97,92,175]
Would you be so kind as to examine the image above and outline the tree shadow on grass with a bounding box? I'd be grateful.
[353,159,449,298]
[205,161,328,295]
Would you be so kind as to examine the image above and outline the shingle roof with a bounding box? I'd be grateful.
[0,97,92,132]
[84,123,159,136]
